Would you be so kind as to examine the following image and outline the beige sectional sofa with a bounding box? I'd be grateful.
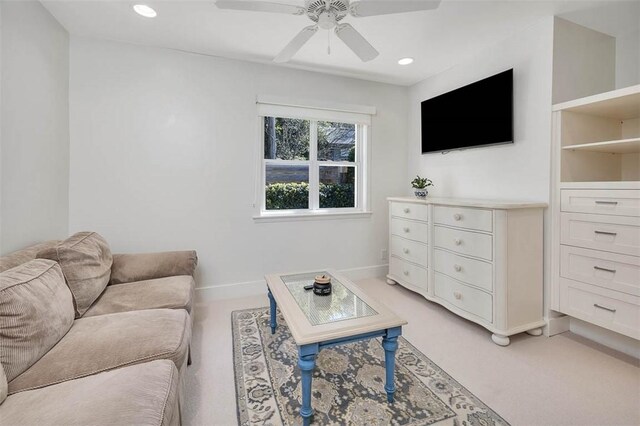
[0,233,197,425]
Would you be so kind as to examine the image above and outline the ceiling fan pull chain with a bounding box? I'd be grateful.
[327,30,331,55]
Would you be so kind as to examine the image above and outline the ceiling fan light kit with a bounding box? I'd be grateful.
[215,0,441,63]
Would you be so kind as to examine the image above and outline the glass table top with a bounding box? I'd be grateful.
[281,271,378,326]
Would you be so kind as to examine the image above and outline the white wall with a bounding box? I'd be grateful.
[407,17,554,203]
[0,0,69,255]
[616,28,640,89]
[69,37,408,290]
[552,18,616,104]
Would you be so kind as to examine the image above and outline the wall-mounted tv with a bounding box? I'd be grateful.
[421,69,513,153]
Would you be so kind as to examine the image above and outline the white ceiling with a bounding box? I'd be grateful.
[42,0,640,86]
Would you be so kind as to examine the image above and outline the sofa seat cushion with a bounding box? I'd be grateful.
[0,260,74,382]
[1,360,179,426]
[37,232,113,318]
[0,240,60,273]
[83,275,195,317]
[8,308,191,394]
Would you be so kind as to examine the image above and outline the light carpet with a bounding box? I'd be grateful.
[232,307,508,425]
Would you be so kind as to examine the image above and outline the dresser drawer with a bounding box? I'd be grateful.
[390,202,429,222]
[389,257,428,290]
[434,226,493,261]
[434,249,493,292]
[561,189,640,217]
[560,278,640,340]
[391,218,428,243]
[560,213,640,256]
[560,245,640,297]
[434,272,492,323]
[434,205,493,232]
[390,235,428,267]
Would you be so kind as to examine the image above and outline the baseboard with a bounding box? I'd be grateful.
[544,314,570,336]
[569,318,640,359]
[195,264,388,302]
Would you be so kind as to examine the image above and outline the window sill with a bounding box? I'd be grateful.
[253,211,373,223]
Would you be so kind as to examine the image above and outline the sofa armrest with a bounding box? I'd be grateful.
[109,251,198,285]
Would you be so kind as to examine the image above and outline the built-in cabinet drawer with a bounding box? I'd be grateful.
[390,235,428,267]
[434,225,493,261]
[433,205,493,232]
[389,256,428,290]
[434,249,493,292]
[560,213,640,256]
[391,218,429,243]
[560,278,640,340]
[390,202,429,222]
[434,272,493,323]
[560,245,640,297]
[561,189,640,217]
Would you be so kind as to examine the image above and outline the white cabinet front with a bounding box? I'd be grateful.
[434,226,493,261]
[434,249,493,292]
[389,256,428,290]
[391,218,429,243]
[391,235,428,268]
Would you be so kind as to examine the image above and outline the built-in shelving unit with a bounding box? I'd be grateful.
[550,85,640,341]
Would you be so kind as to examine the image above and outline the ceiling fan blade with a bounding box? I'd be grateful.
[274,25,319,63]
[334,23,379,62]
[349,0,441,17]
[215,1,305,15]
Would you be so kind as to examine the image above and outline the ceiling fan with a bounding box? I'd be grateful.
[215,0,441,63]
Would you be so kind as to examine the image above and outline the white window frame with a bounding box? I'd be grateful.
[254,98,374,222]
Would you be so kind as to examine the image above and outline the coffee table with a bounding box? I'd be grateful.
[265,269,407,426]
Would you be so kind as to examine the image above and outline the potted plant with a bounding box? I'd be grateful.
[411,175,433,198]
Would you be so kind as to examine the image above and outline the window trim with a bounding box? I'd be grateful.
[254,105,372,220]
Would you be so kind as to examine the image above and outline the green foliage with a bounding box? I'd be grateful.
[265,182,355,210]
[319,182,355,208]
[264,117,310,160]
[265,182,309,210]
[411,175,434,189]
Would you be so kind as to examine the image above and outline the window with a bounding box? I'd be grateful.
[255,99,373,219]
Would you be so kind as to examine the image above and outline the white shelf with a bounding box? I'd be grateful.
[560,181,640,190]
[562,137,640,154]
[553,84,640,119]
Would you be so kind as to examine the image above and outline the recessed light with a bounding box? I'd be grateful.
[133,4,157,18]
[398,57,414,65]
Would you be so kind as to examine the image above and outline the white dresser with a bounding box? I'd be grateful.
[387,197,546,346]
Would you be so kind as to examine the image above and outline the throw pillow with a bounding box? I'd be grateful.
[38,232,113,317]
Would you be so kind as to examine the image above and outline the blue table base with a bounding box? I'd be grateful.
[267,288,402,426]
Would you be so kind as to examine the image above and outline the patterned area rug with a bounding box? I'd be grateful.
[232,308,508,426]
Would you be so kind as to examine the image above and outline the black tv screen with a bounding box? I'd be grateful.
[421,69,513,153]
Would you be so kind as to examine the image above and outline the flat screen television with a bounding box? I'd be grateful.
[421,69,513,153]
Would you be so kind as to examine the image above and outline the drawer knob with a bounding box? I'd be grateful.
[403,227,410,233]
[403,208,410,213]
[454,264,462,272]
[593,303,616,313]
[403,270,409,276]
[454,238,462,246]
[453,291,462,300]
[453,213,462,221]
[403,248,410,254]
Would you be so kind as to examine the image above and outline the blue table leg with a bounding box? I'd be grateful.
[382,326,402,403]
[298,344,319,426]
[267,288,277,334]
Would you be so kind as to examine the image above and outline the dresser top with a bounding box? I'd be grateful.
[387,196,548,209]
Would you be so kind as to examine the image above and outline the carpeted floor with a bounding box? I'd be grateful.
[232,307,507,425]
[183,277,640,426]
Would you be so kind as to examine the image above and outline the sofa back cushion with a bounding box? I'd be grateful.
[0,240,60,273]
[37,232,113,318]
[0,260,74,382]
